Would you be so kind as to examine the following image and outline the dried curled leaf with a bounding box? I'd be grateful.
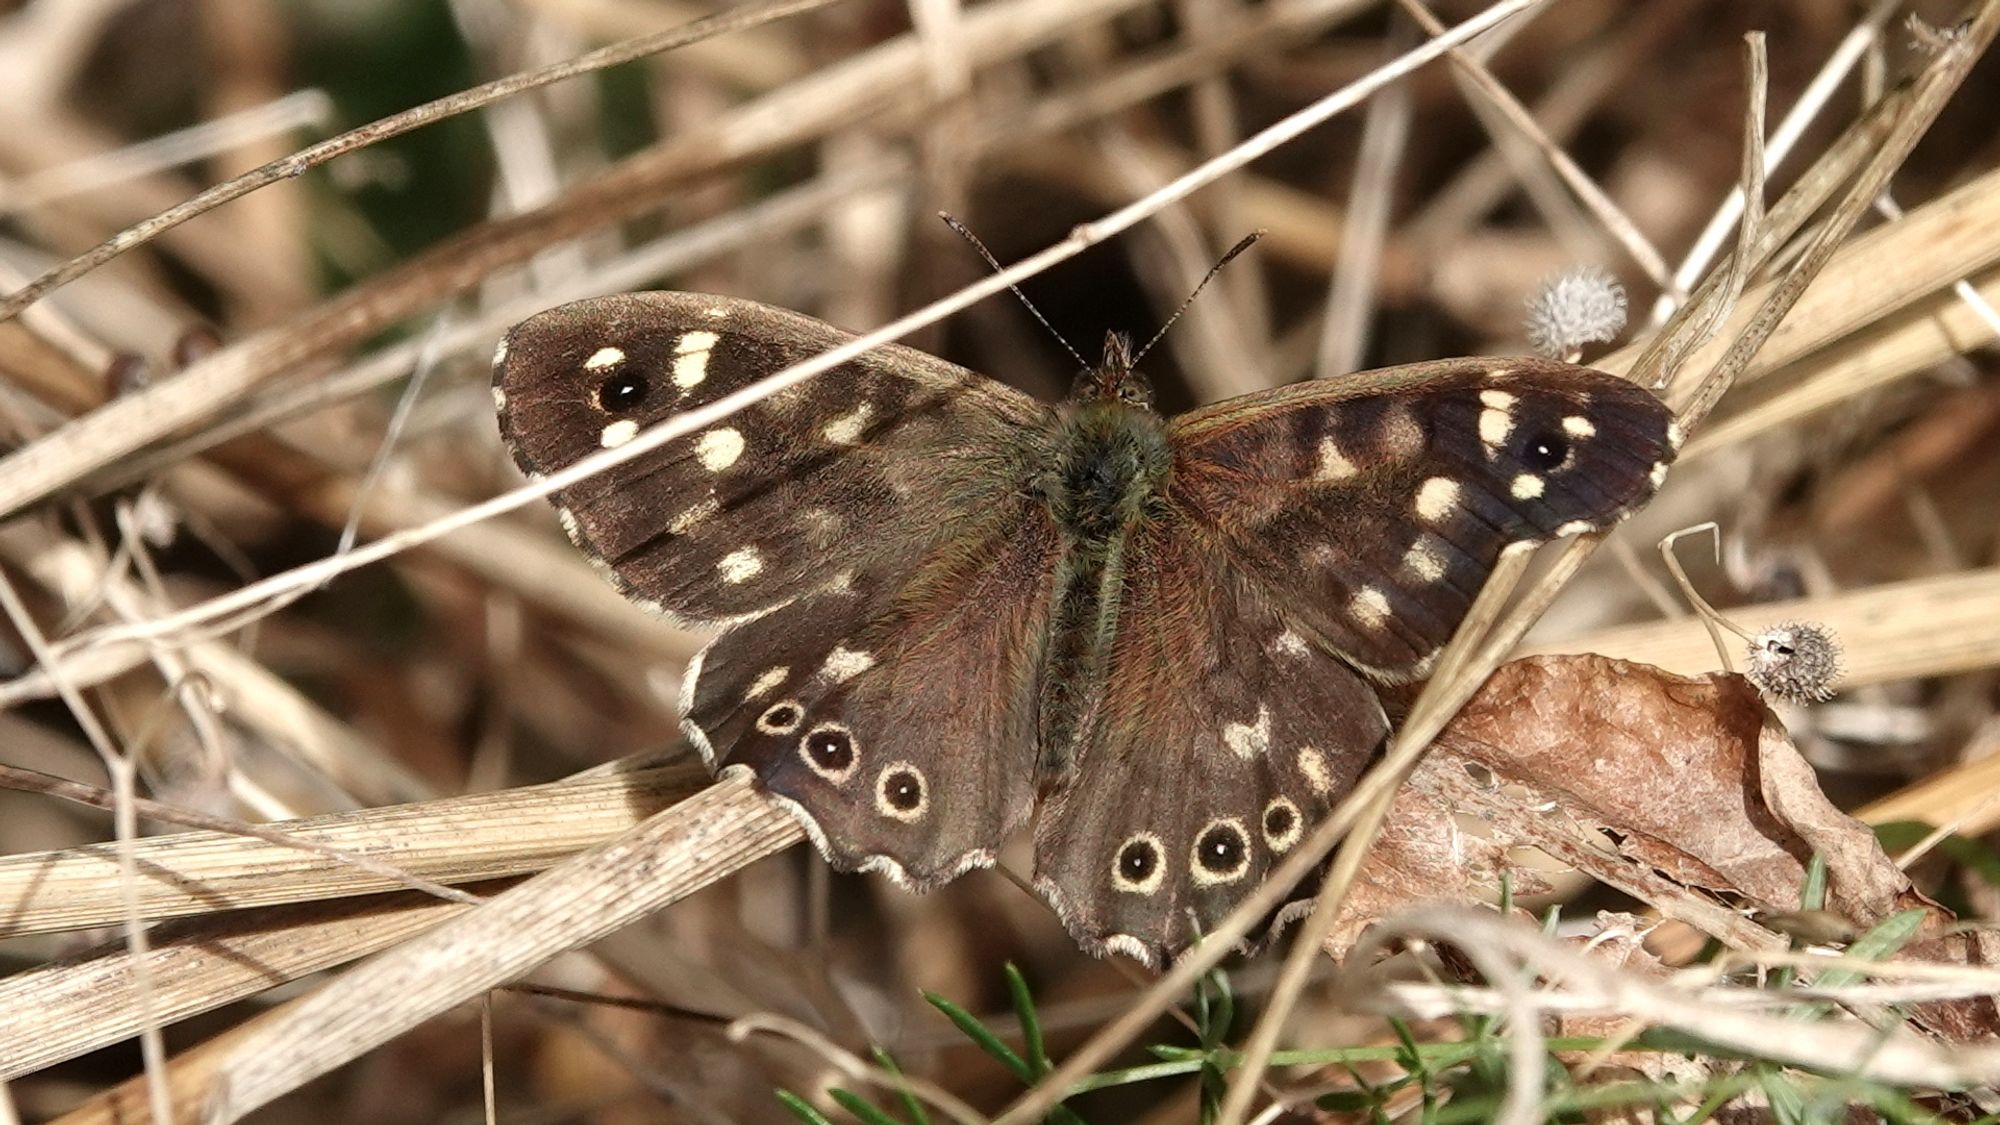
[1324,655,1990,971]
[1429,654,1928,928]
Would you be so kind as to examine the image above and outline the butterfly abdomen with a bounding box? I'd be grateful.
[1032,404,1173,778]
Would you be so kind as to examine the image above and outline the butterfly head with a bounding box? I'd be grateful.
[1067,332,1155,411]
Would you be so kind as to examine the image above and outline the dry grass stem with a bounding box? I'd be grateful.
[6,1,2000,1120]
[0,759,704,937]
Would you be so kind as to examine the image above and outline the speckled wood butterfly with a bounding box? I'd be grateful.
[494,291,1678,965]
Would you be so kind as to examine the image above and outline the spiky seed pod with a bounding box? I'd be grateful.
[1745,621,1842,704]
[1525,266,1628,358]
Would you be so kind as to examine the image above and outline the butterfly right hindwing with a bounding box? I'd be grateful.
[1032,511,1389,966]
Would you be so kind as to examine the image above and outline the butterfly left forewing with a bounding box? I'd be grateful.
[1032,512,1388,966]
[495,292,1055,626]
[1168,357,1678,680]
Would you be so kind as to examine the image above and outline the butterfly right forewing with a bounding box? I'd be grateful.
[1169,357,1677,681]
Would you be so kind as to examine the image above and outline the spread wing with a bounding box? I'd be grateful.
[495,291,1056,626]
[1031,511,1388,966]
[1168,357,1678,680]
[497,292,1063,883]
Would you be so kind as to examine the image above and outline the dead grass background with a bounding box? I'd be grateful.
[1,0,2000,1122]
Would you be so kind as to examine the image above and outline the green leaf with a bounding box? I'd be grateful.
[777,1089,838,1125]
[1756,1066,1811,1125]
[1805,908,1926,995]
[872,1046,929,1125]
[1798,854,1828,913]
[1004,964,1050,1080]
[829,1088,907,1125]
[923,991,1031,1083]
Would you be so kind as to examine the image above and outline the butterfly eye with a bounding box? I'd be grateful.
[595,372,650,413]
[1112,834,1165,894]
[799,723,857,782]
[1520,429,1570,471]
[1191,818,1251,884]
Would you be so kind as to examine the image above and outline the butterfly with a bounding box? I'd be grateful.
[493,291,1678,966]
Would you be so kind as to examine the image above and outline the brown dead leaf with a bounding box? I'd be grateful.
[1903,928,2000,1041]
[1322,770,1539,958]
[1431,655,1930,932]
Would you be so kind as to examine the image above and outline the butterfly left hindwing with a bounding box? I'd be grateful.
[683,496,1060,887]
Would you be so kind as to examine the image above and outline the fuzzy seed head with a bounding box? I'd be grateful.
[1525,267,1628,358]
[1746,621,1842,704]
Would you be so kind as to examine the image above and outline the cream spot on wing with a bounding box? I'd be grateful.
[600,419,640,448]
[1478,391,1515,451]
[1667,421,1687,449]
[819,645,876,683]
[704,306,728,319]
[556,507,580,538]
[1554,520,1593,537]
[1349,586,1392,629]
[1381,407,1424,458]
[1297,746,1333,794]
[717,547,764,583]
[490,385,506,411]
[1650,461,1670,486]
[491,337,509,366]
[583,346,625,370]
[1274,630,1310,657]
[1315,437,1358,480]
[670,496,720,534]
[1403,537,1446,582]
[673,351,709,390]
[1563,415,1597,438]
[672,330,721,389]
[822,403,873,445]
[1416,477,1459,522]
[696,427,744,471]
[1221,704,1272,759]
[746,667,789,701]
[1511,474,1545,500]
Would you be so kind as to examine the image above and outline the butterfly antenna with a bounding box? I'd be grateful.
[939,212,1089,370]
[1132,230,1265,364]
